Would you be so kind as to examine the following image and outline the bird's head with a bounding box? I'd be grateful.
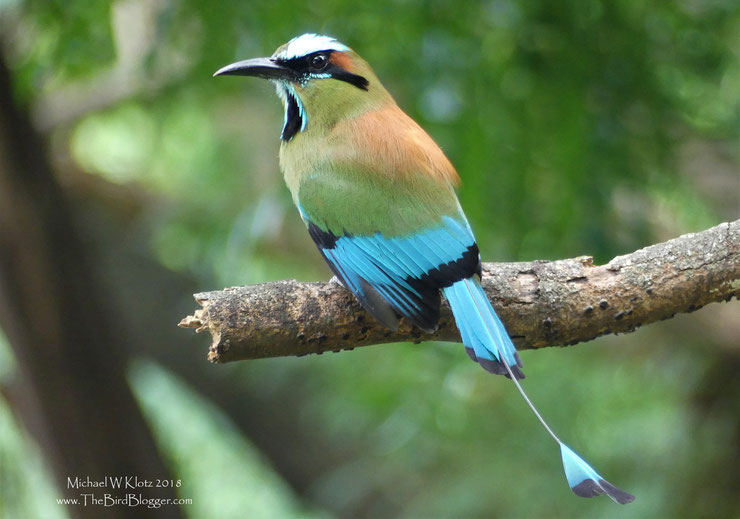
[214,34,391,141]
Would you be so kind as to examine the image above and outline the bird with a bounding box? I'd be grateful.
[214,33,635,504]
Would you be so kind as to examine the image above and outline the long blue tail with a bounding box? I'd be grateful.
[443,277,524,379]
[443,277,635,504]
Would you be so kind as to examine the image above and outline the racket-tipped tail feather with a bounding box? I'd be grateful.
[560,444,635,504]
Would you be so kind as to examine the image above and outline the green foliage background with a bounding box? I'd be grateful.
[1,0,738,517]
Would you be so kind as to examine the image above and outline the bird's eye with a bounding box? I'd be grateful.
[310,53,328,71]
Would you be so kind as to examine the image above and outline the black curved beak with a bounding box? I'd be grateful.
[213,57,296,80]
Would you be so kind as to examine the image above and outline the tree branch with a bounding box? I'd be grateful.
[180,220,739,363]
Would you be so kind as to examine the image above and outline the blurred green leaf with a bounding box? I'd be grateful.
[2,0,738,517]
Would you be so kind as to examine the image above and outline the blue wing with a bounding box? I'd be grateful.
[301,205,523,378]
[303,209,480,333]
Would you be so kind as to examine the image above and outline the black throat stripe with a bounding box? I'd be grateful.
[281,89,302,141]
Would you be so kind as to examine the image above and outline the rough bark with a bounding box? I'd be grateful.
[181,220,739,364]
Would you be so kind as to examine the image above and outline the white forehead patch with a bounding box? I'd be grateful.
[275,33,349,60]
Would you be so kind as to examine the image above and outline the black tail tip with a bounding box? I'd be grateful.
[464,348,525,379]
[478,356,526,380]
[572,479,635,505]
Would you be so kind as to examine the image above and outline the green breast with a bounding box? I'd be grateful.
[294,163,460,237]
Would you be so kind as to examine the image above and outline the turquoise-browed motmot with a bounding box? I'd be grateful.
[215,34,634,504]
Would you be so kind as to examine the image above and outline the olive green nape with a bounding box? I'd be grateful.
[296,165,461,237]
